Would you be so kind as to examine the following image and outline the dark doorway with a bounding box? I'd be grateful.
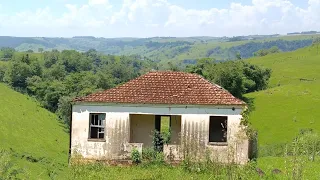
[154,115,171,152]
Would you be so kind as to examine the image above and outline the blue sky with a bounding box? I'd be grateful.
[0,0,319,37]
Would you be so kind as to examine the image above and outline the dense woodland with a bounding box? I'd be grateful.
[0,47,271,129]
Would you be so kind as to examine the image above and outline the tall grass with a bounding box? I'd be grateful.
[67,130,320,179]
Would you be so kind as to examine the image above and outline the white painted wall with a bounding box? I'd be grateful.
[71,103,248,164]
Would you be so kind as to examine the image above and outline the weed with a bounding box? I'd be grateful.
[131,148,142,164]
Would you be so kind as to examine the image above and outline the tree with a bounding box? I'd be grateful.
[236,52,242,60]
[0,63,7,82]
[186,58,215,76]
[21,54,31,64]
[0,47,15,59]
[269,46,280,54]
[26,76,47,100]
[254,49,269,57]
[61,50,93,73]
[44,80,66,111]
[38,48,44,53]
[56,96,74,129]
[44,51,59,68]
[312,37,320,55]
[208,61,246,98]
[186,59,271,99]
[167,62,179,71]
[254,46,280,57]
[4,61,33,88]
[242,62,271,92]
[43,63,67,81]
[30,60,42,77]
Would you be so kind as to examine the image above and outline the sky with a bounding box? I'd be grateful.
[0,0,319,37]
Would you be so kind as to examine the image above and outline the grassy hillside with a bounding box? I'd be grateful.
[0,83,69,179]
[245,45,320,147]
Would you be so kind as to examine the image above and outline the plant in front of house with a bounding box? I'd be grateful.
[152,130,163,152]
[161,128,171,145]
[131,148,141,164]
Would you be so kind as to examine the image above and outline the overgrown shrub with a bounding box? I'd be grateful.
[295,129,320,162]
[142,147,156,162]
[152,130,163,152]
[131,148,141,164]
[141,147,165,165]
[161,129,171,145]
[181,155,260,179]
[154,152,165,164]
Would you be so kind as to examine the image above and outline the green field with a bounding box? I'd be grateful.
[246,45,320,146]
[0,83,69,179]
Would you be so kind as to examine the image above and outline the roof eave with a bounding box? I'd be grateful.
[72,101,246,108]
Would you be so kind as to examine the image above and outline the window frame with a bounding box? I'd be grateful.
[208,116,228,146]
[88,113,106,142]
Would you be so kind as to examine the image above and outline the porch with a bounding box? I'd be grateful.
[129,114,182,159]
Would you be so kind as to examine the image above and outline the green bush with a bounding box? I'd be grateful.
[141,147,165,165]
[131,148,141,164]
[0,63,6,82]
[161,129,171,145]
[152,130,163,152]
[154,152,165,164]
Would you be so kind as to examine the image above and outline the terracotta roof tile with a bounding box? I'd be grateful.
[74,71,245,106]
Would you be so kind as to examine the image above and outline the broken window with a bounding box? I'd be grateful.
[89,113,106,139]
[209,116,228,143]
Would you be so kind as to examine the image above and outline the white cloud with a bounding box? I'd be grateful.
[88,0,108,5]
[0,0,320,37]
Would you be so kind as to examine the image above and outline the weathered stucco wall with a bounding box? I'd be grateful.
[71,104,248,164]
[170,115,181,145]
[130,114,155,147]
[180,114,249,164]
[71,112,132,159]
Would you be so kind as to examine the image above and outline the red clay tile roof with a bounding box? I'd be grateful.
[74,71,245,106]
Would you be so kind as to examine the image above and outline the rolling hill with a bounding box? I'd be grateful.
[245,44,320,152]
[1,34,320,68]
[0,83,69,179]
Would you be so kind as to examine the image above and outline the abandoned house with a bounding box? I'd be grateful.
[70,71,250,164]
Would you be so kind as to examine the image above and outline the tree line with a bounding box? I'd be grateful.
[185,58,271,98]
